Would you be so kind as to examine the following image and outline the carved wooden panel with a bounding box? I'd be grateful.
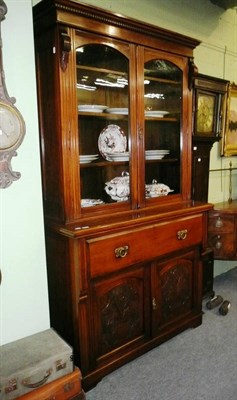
[160,259,192,322]
[101,283,141,349]
[91,266,149,362]
[151,253,194,335]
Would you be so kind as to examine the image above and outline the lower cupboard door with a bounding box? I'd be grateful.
[151,249,199,336]
[90,265,150,367]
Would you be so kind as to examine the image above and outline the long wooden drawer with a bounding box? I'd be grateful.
[208,213,234,233]
[208,232,235,259]
[87,215,203,278]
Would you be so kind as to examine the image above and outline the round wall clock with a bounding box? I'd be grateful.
[0,0,26,188]
[0,102,25,151]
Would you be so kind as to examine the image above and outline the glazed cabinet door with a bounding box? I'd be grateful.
[75,32,137,213]
[151,249,201,337]
[89,265,150,370]
[137,48,191,206]
[75,33,192,217]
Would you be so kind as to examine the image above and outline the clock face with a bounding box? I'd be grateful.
[0,102,25,151]
[197,94,215,133]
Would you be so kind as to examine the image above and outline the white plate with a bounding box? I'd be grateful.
[106,108,128,115]
[145,149,170,154]
[78,105,108,113]
[145,155,165,160]
[98,124,127,161]
[108,156,129,162]
[80,159,98,164]
[108,151,129,161]
[81,199,104,207]
[145,111,169,118]
[110,151,129,157]
[80,154,99,164]
[80,154,99,158]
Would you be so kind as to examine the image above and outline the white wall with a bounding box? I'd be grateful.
[1,0,235,346]
[0,0,50,345]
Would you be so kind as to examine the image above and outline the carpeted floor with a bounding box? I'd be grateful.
[86,267,237,400]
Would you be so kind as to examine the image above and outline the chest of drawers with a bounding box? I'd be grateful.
[46,204,211,390]
[208,200,237,260]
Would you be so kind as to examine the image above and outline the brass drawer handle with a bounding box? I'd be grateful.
[177,229,187,240]
[215,216,223,228]
[216,235,222,249]
[115,245,129,258]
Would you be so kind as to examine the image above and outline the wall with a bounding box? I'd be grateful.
[1,0,236,346]
[0,0,50,345]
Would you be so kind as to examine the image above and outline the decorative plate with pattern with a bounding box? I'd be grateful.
[98,124,127,161]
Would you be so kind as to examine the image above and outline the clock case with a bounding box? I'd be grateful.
[191,74,229,298]
[193,73,229,139]
[192,74,229,203]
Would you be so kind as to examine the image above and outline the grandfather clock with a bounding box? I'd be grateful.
[192,73,229,202]
[192,73,229,297]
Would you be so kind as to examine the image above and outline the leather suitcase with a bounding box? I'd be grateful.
[17,368,85,400]
[0,329,74,399]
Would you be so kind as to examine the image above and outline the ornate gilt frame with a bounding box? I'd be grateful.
[221,83,237,156]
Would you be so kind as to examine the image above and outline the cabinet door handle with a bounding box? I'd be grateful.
[177,229,187,240]
[152,297,157,310]
[115,245,129,258]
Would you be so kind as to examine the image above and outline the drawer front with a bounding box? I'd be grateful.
[87,215,203,278]
[208,213,234,233]
[208,232,235,259]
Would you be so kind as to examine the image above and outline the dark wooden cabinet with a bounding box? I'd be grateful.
[208,200,237,260]
[33,0,212,390]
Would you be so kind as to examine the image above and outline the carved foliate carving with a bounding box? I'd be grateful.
[161,261,192,321]
[100,283,142,353]
[188,57,198,90]
[60,28,71,71]
[0,0,26,188]
[0,151,21,188]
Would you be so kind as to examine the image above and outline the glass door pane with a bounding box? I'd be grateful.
[144,59,182,200]
[76,43,130,209]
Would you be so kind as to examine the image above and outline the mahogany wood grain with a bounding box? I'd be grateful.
[33,0,212,391]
